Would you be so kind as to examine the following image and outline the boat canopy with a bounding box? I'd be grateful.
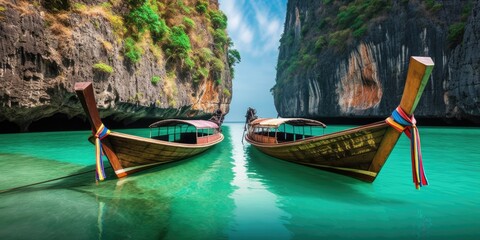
[250,118,326,128]
[149,119,219,129]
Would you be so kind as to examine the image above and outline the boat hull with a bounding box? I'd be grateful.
[75,81,224,179]
[91,132,224,176]
[246,122,390,182]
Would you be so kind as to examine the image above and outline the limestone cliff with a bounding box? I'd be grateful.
[274,0,479,124]
[0,0,236,132]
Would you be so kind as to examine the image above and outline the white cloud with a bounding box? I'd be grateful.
[219,0,286,57]
[238,24,253,45]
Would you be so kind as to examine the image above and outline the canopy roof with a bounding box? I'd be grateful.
[149,119,219,129]
[250,118,326,128]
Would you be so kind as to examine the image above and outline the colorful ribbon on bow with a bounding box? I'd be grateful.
[386,107,428,189]
[94,124,110,181]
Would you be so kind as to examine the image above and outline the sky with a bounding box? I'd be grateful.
[218,0,288,122]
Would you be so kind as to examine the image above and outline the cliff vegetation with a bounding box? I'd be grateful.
[0,0,240,132]
[274,0,479,124]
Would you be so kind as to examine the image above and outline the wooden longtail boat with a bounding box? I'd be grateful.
[75,82,224,179]
[244,56,434,185]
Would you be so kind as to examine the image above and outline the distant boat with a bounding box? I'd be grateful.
[244,56,433,188]
[75,82,224,180]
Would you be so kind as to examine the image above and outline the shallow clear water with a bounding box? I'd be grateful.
[1,123,479,239]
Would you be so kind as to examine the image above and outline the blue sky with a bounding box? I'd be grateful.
[218,0,288,122]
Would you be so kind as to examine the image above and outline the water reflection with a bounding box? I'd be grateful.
[228,124,291,239]
[236,122,409,239]
[0,126,237,239]
[1,124,479,239]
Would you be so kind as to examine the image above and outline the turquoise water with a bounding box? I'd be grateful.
[1,123,479,239]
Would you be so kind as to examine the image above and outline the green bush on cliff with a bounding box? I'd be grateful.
[184,56,195,70]
[448,22,465,47]
[128,3,169,41]
[333,0,391,43]
[196,1,208,13]
[177,0,193,14]
[151,76,161,85]
[183,17,195,29]
[425,0,443,12]
[124,37,142,63]
[198,67,209,78]
[213,29,228,53]
[211,57,224,72]
[314,36,327,52]
[223,88,231,97]
[328,29,350,50]
[93,62,114,73]
[228,49,241,78]
[167,26,192,56]
[209,10,227,30]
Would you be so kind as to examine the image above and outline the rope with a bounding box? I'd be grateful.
[386,106,429,189]
[94,124,110,181]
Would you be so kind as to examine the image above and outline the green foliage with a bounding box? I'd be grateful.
[93,62,114,73]
[124,37,142,63]
[128,3,169,41]
[211,57,224,72]
[314,36,327,52]
[227,49,241,67]
[183,17,195,28]
[196,0,208,13]
[223,88,231,97]
[448,22,465,47]
[300,53,316,67]
[227,48,240,79]
[337,6,357,28]
[199,48,214,64]
[328,29,351,50]
[198,67,209,78]
[168,26,192,56]
[461,1,473,21]
[106,14,125,37]
[334,0,391,42]
[184,56,195,70]
[42,0,70,12]
[322,0,332,4]
[177,0,192,14]
[213,29,228,53]
[425,0,443,12]
[72,3,86,11]
[151,76,161,85]
[353,26,367,37]
[209,10,227,29]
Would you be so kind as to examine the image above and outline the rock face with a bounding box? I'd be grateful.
[0,0,233,132]
[274,0,479,124]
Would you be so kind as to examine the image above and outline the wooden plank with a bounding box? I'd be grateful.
[368,57,434,174]
[75,82,126,177]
